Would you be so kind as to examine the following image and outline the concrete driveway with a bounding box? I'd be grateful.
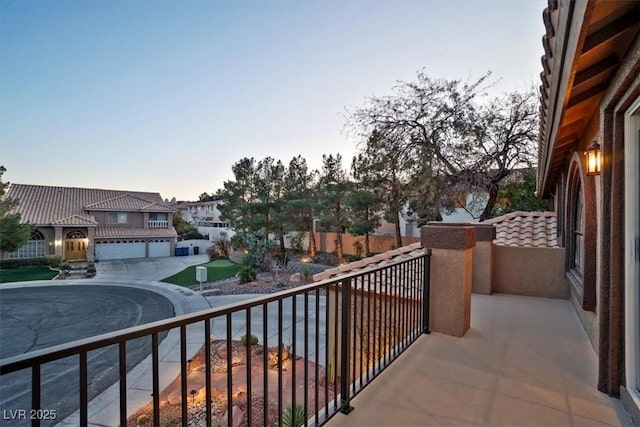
[95,254,209,281]
[0,255,213,426]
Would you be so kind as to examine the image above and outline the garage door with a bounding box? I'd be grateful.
[148,241,170,258]
[95,241,146,260]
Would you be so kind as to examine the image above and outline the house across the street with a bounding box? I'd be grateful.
[3,184,178,262]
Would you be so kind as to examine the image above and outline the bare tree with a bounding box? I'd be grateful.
[467,89,539,220]
[348,70,537,223]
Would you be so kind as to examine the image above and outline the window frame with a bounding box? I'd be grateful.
[107,212,129,225]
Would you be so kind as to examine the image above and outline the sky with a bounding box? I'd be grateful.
[1,0,545,202]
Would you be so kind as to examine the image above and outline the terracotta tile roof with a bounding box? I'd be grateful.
[6,184,174,225]
[95,227,178,239]
[485,211,559,248]
[51,215,98,226]
[84,194,176,211]
[312,242,425,296]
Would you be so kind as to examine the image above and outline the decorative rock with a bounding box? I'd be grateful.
[290,273,301,283]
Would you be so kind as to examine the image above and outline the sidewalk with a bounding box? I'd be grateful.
[94,254,209,282]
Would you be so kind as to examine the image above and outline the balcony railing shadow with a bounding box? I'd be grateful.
[326,293,631,427]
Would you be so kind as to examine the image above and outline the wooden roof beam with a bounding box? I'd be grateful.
[567,81,608,108]
[582,8,639,54]
[574,54,620,87]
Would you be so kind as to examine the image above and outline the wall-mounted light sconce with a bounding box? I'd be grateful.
[54,239,62,247]
[585,141,601,176]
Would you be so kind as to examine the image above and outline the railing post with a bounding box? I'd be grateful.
[421,223,476,337]
[422,251,431,334]
[340,278,353,414]
[32,364,41,427]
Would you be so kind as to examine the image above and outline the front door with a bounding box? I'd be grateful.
[64,230,88,262]
[64,239,87,261]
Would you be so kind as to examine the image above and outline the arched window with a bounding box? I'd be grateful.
[66,230,86,239]
[8,230,46,259]
[572,181,585,276]
[566,153,596,311]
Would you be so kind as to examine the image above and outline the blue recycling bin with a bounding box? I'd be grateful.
[175,247,188,256]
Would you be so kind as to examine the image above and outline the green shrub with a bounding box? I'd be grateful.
[183,230,204,240]
[238,265,257,283]
[240,334,259,346]
[0,256,61,269]
[86,263,96,274]
[59,262,72,271]
[45,255,62,267]
[281,403,306,427]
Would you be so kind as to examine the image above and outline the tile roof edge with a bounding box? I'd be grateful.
[485,210,557,224]
[51,214,99,225]
[85,193,153,209]
[312,244,426,282]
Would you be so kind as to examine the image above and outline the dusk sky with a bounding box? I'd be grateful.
[1,0,545,202]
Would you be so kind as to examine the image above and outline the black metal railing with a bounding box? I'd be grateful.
[0,251,430,426]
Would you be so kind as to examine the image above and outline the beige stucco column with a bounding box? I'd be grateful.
[472,224,495,295]
[421,223,476,337]
[54,227,63,259]
[86,227,95,262]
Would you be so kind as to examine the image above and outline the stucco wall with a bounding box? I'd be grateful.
[196,226,235,242]
[472,241,493,294]
[176,239,211,256]
[493,246,568,298]
[314,232,420,256]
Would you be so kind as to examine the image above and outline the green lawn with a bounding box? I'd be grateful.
[0,266,58,283]
[161,258,240,286]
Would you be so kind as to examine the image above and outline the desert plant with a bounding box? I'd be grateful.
[206,245,216,260]
[238,265,257,283]
[287,231,307,253]
[231,230,277,271]
[240,334,259,346]
[136,414,150,426]
[352,241,364,258]
[267,344,291,368]
[281,403,306,427]
[301,266,310,283]
[215,239,230,258]
[312,252,338,266]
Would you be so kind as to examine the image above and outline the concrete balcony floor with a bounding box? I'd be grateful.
[327,294,632,426]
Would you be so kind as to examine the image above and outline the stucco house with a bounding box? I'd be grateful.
[3,184,178,262]
[174,196,232,241]
[537,0,639,420]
